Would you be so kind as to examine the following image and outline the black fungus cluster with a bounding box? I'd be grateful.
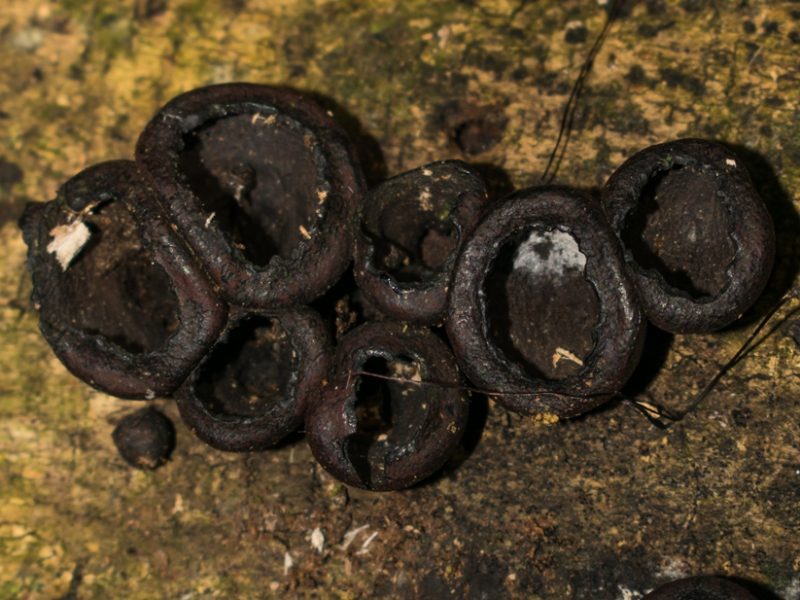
[20,84,775,490]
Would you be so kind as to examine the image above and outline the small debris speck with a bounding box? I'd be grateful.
[47,220,91,270]
[283,552,294,575]
[565,21,588,44]
[341,524,370,550]
[310,527,325,553]
[357,531,379,555]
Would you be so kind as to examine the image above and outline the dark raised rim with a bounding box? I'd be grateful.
[135,83,365,309]
[602,138,775,333]
[305,321,468,490]
[354,160,488,324]
[446,185,646,417]
[176,306,331,452]
[19,160,228,399]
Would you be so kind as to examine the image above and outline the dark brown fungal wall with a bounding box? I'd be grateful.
[1,1,799,598]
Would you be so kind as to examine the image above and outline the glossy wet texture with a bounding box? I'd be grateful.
[19,160,228,398]
[4,1,797,595]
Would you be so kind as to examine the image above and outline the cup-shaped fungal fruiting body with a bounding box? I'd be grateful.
[602,138,775,333]
[176,307,330,452]
[19,160,227,399]
[135,83,365,310]
[354,160,489,324]
[446,186,645,417]
[305,322,468,490]
[643,576,757,599]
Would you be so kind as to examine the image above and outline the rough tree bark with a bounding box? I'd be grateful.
[1,1,798,598]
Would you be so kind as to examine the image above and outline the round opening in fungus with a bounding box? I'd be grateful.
[306,322,467,490]
[177,112,327,267]
[193,316,297,419]
[446,186,646,417]
[365,190,458,284]
[483,228,600,381]
[622,163,735,298]
[603,139,775,333]
[355,161,488,324]
[347,354,430,488]
[58,199,180,354]
[137,84,364,309]
[21,160,228,399]
[177,308,329,451]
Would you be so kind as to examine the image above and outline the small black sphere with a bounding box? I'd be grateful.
[112,407,175,470]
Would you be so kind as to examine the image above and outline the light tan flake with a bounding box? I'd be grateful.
[47,219,91,270]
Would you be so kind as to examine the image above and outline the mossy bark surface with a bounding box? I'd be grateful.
[1,1,799,598]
